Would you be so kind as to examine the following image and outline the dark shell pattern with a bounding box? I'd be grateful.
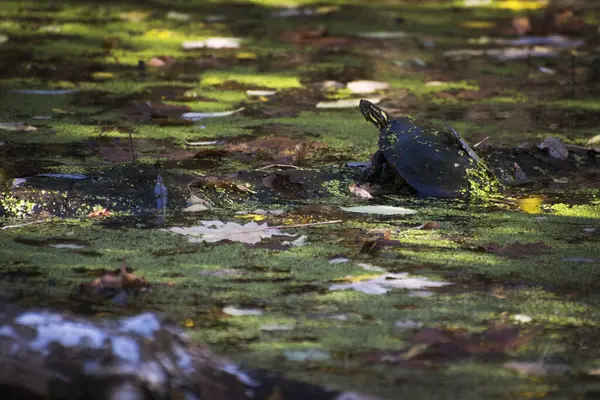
[378,118,498,198]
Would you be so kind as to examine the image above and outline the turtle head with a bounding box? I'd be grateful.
[359,100,389,130]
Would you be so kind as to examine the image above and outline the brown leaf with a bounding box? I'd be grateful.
[189,175,254,194]
[479,241,551,259]
[147,56,175,68]
[87,208,111,218]
[262,174,305,198]
[119,260,147,289]
[280,25,350,47]
[349,183,374,200]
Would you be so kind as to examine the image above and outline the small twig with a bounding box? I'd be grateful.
[128,130,136,162]
[1,220,46,230]
[256,164,300,171]
[269,220,342,230]
[473,136,489,148]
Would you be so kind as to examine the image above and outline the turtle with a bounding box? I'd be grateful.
[359,99,498,198]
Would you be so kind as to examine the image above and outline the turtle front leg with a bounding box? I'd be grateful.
[366,150,388,181]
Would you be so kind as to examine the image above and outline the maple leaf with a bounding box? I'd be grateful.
[166,221,295,244]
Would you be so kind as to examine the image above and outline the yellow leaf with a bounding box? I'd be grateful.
[316,5,339,14]
[144,29,175,39]
[237,52,257,60]
[91,72,115,80]
[184,318,195,328]
[235,214,267,221]
[258,96,269,102]
[119,11,149,22]
[497,0,547,11]
[517,197,543,214]
[460,21,496,29]
[335,274,382,283]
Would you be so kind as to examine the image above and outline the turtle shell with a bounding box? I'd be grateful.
[378,118,496,198]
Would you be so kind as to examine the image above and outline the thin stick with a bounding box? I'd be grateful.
[256,164,300,171]
[1,220,46,230]
[473,136,489,148]
[128,130,136,162]
[269,220,342,230]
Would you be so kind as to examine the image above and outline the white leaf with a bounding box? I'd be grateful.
[284,349,330,362]
[394,320,423,329]
[0,122,37,132]
[181,107,244,120]
[166,221,294,244]
[166,11,191,21]
[182,203,210,212]
[329,273,451,295]
[260,323,295,331]
[496,35,583,48]
[49,244,86,249]
[329,257,350,264]
[349,183,373,200]
[283,235,308,247]
[514,314,532,323]
[503,361,569,376]
[183,37,241,50]
[246,90,276,96]
[222,306,263,316]
[340,205,417,215]
[346,80,390,94]
[356,263,386,272]
[316,98,381,109]
[184,140,224,146]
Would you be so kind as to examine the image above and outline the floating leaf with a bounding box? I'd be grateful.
[504,361,569,376]
[181,107,244,121]
[183,38,241,50]
[119,10,149,22]
[395,320,423,330]
[247,90,276,96]
[49,243,86,249]
[537,137,569,160]
[346,80,390,94]
[166,221,295,244]
[284,350,330,362]
[340,205,417,215]
[283,235,308,247]
[479,241,551,259]
[329,273,450,295]
[222,306,263,316]
[261,323,295,331]
[316,98,381,109]
[356,31,409,39]
[349,183,373,200]
[166,11,191,21]
[329,257,350,264]
[0,122,36,132]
